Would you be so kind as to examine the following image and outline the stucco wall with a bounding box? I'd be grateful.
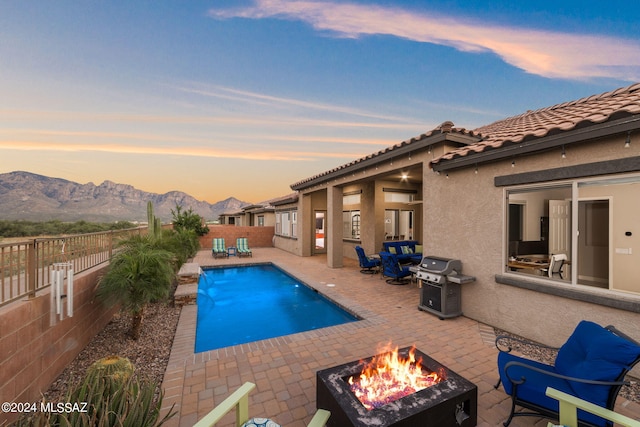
[423,134,640,347]
[0,265,116,424]
[200,225,275,249]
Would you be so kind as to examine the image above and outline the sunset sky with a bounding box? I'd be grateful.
[2,1,640,204]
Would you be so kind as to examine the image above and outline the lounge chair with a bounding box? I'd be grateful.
[194,382,330,427]
[236,237,252,257]
[495,320,640,427]
[212,238,227,258]
[379,251,412,285]
[355,246,380,274]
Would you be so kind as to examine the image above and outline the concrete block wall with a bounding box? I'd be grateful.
[0,264,116,425]
[199,225,275,249]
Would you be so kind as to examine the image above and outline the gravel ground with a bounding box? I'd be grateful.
[494,328,640,403]
[44,298,181,403]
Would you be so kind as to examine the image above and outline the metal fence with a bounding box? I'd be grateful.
[0,227,146,307]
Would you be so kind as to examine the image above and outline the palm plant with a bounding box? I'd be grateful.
[97,236,175,340]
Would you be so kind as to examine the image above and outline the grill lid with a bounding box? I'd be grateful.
[419,256,462,275]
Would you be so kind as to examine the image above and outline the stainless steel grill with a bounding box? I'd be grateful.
[416,256,475,319]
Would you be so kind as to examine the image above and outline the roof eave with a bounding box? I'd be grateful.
[431,115,640,172]
[291,132,479,191]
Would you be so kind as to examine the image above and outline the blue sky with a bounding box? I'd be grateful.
[1,0,640,204]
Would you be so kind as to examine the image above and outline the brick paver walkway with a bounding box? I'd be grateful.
[161,248,640,426]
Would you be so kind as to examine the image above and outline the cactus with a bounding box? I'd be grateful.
[13,356,176,426]
[85,355,134,384]
[147,201,162,240]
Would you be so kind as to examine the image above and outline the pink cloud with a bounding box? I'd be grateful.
[209,0,640,81]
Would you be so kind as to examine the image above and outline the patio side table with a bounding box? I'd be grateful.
[227,247,237,257]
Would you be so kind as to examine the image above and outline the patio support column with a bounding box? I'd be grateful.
[327,184,343,268]
[361,181,376,254]
[300,193,312,257]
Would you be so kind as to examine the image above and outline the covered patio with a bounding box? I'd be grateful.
[160,248,640,426]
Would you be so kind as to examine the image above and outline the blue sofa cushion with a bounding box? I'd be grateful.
[383,240,420,253]
[382,241,422,263]
[555,320,640,406]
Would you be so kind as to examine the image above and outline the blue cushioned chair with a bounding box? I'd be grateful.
[495,321,640,427]
[379,251,412,285]
[355,246,381,274]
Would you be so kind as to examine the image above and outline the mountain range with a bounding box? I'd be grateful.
[0,171,248,222]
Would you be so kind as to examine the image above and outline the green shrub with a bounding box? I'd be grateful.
[97,236,175,339]
[12,358,175,427]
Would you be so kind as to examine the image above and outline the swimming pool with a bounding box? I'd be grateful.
[195,264,359,352]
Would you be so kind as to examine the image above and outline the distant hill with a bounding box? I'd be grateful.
[0,171,248,222]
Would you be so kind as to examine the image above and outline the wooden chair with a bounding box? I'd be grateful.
[193,382,330,427]
[545,387,640,427]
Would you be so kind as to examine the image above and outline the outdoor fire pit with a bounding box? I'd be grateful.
[316,346,477,427]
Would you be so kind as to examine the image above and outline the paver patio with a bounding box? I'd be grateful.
[161,248,640,427]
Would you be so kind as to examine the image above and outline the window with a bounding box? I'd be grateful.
[343,210,360,239]
[383,189,415,203]
[343,193,361,205]
[281,212,290,236]
[384,209,414,240]
[505,174,640,295]
[257,215,265,227]
[291,211,297,237]
[506,185,571,282]
[275,210,297,237]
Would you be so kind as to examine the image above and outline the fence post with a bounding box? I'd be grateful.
[27,239,36,298]
[109,230,114,260]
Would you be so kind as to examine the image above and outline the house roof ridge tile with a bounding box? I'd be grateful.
[431,82,640,166]
[290,83,640,188]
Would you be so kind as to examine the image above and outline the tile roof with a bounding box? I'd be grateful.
[290,121,480,189]
[269,192,299,206]
[290,83,640,190]
[431,82,640,166]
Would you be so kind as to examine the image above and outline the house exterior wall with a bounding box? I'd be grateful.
[200,225,275,249]
[423,134,640,347]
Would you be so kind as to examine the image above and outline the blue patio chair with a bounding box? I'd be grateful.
[495,320,640,427]
[212,238,227,258]
[236,237,252,257]
[379,251,412,285]
[354,246,380,274]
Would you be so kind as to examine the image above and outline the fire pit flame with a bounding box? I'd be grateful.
[347,345,445,410]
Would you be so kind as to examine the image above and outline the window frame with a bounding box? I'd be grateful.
[342,210,361,240]
[500,173,640,309]
[275,209,297,238]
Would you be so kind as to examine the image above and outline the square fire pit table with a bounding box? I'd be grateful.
[316,347,477,427]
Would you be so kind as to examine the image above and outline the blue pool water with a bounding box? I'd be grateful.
[195,264,358,352]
